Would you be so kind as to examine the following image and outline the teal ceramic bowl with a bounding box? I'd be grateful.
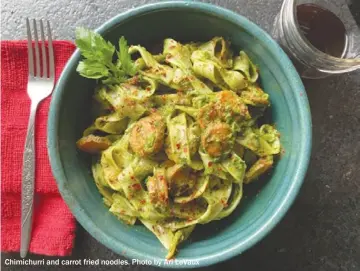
[48,1,312,268]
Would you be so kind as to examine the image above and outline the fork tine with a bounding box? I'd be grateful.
[32,19,41,77]
[40,20,48,78]
[26,18,34,77]
[47,21,55,79]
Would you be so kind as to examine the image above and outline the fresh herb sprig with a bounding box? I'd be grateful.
[75,27,137,84]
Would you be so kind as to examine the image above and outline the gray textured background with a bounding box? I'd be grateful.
[1,0,360,270]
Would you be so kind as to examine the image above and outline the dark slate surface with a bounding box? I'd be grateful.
[1,0,360,270]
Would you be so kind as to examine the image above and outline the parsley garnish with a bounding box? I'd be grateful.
[117,37,137,77]
[75,27,137,84]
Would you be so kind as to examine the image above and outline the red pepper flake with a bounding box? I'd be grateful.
[187,217,194,222]
[126,100,136,106]
[159,175,165,181]
[183,147,188,153]
[131,183,142,191]
[221,199,228,207]
[129,76,139,85]
[208,162,213,167]
[169,45,176,49]
[146,86,151,92]
[130,175,135,180]
[140,199,146,205]
[159,193,167,203]
[176,143,181,150]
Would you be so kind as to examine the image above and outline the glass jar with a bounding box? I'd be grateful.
[273,0,360,79]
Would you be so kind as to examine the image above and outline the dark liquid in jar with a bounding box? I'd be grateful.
[296,4,347,58]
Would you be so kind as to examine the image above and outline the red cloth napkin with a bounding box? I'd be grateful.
[1,41,77,256]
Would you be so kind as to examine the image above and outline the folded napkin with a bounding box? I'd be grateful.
[1,41,77,256]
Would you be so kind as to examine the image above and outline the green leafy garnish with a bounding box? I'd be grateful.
[117,37,137,76]
[75,27,137,84]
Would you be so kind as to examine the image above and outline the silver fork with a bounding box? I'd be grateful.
[20,18,55,258]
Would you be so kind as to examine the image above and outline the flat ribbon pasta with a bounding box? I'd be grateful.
[78,36,281,259]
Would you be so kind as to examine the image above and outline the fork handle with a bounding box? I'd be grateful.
[20,101,38,258]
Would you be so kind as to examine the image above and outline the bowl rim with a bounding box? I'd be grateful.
[48,1,312,268]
